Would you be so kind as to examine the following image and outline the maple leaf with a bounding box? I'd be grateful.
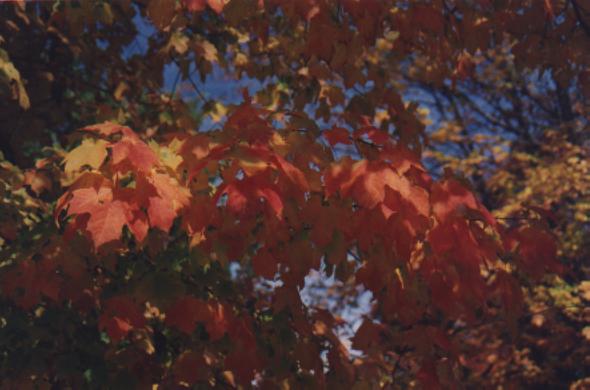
[82,122,128,136]
[492,270,524,330]
[206,0,225,13]
[64,139,108,175]
[506,226,562,279]
[416,360,442,390]
[173,351,209,386]
[147,196,177,232]
[324,157,360,198]
[544,0,555,20]
[2,1,583,386]
[251,249,278,279]
[149,173,191,211]
[431,179,494,225]
[55,172,111,218]
[66,186,112,216]
[385,201,429,259]
[165,297,232,341]
[204,301,231,341]
[85,200,128,249]
[341,160,430,216]
[224,348,262,385]
[307,16,339,61]
[110,131,159,174]
[351,320,387,351]
[124,207,150,244]
[184,0,225,13]
[412,5,444,34]
[135,173,190,232]
[0,223,17,242]
[98,296,146,343]
[182,196,221,237]
[218,175,284,218]
[454,52,475,82]
[271,153,310,192]
[23,169,52,195]
[147,0,176,29]
[353,119,390,145]
[62,179,153,247]
[165,296,206,334]
[323,126,351,146]
[2,258,61,309]
[226,98,273,144]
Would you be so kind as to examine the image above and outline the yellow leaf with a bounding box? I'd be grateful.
[169,32,189,55]
[234,148,269,176]
[221,371,236,387]
[0,49,30,109]
[195,39,218,62]
[113,82,129,101]
[234,52,248,67]
[209,102,227,123]
[97,3,114,25]
[374,109,390,126]
[149,140,183,171]
[64,139,109,175]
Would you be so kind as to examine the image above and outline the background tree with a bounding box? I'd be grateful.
[0,1,588,388]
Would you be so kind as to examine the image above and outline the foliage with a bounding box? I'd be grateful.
[0,0,588,388]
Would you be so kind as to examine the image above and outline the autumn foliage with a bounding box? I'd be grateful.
[0,1,589,388]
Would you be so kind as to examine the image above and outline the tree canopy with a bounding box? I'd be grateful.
[0,1,589,388]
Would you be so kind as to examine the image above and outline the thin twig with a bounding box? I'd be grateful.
[170,56,207,101]
[571,0,590,37]
[167,68,182,107]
